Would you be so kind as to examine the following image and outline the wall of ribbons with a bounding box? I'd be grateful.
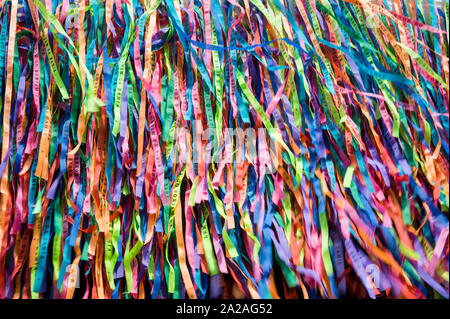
[0,0,448,299]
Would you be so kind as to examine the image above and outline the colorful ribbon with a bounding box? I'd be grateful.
[0,0,448,299]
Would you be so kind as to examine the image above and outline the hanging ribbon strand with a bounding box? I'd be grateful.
[0,0,448,299]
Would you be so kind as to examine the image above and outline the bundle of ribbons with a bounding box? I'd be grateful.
[0,0,448,299]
